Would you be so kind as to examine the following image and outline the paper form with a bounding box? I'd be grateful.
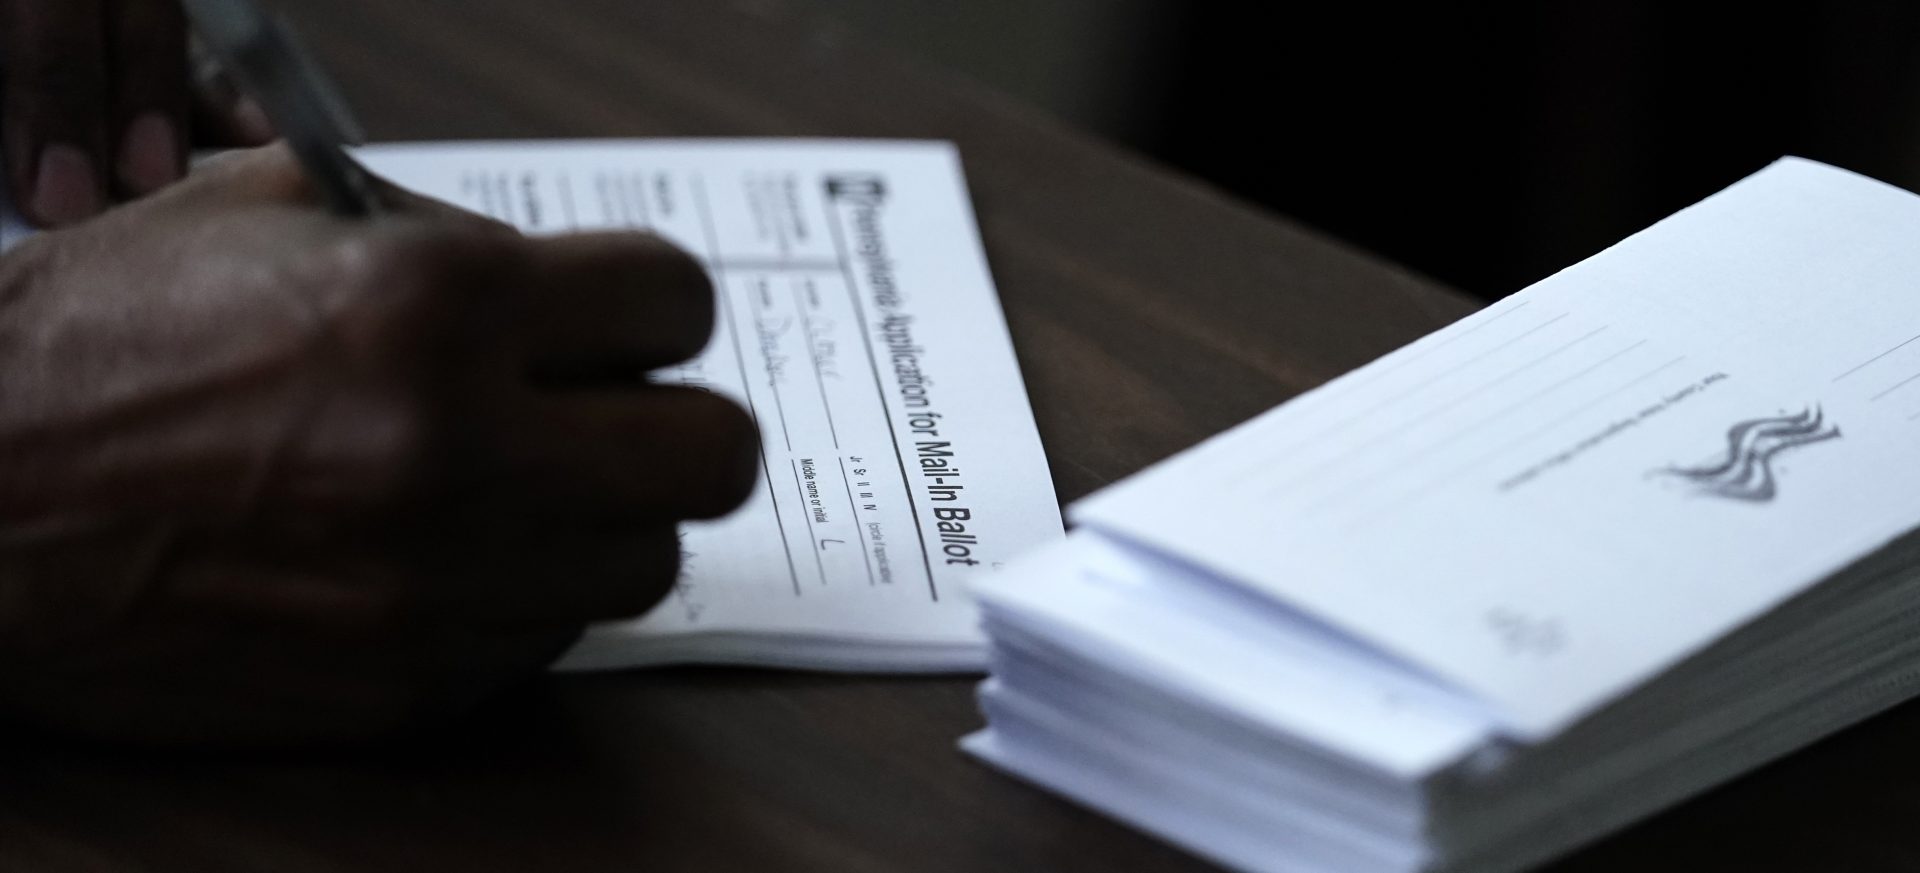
[1075,158,1920,735]
[356,140,1062,670]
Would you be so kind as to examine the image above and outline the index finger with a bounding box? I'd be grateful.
[109,0,190,196]
[1,0,109,226]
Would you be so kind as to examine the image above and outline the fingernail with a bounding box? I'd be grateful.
[118,113,181,193]
[233,96,276,143]
[32,145,103,225]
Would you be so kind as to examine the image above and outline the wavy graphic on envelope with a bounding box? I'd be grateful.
[1659,407,1841,502]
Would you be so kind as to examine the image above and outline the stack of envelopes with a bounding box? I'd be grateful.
[965,158,1920,873]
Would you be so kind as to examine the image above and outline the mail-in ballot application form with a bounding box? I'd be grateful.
[360,140,1062,672]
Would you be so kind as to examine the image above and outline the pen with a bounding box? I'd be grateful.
[182,0,383,217]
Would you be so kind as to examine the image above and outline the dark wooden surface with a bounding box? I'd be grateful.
[5,1,1918,871]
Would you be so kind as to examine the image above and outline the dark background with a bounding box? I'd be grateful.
[821,0,1920,299]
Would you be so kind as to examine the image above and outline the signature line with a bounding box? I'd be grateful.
[1835,331,1920,382]
[1870,370,1920,402]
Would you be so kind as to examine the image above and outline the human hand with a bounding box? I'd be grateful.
[0,145,757,746]
[1,0,277,227]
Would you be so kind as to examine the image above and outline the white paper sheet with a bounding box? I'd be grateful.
[1073,158,1920,735]
[972,535,1495,777]
[349,140,1063,670]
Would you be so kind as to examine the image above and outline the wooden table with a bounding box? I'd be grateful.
[7,1,1920,871]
